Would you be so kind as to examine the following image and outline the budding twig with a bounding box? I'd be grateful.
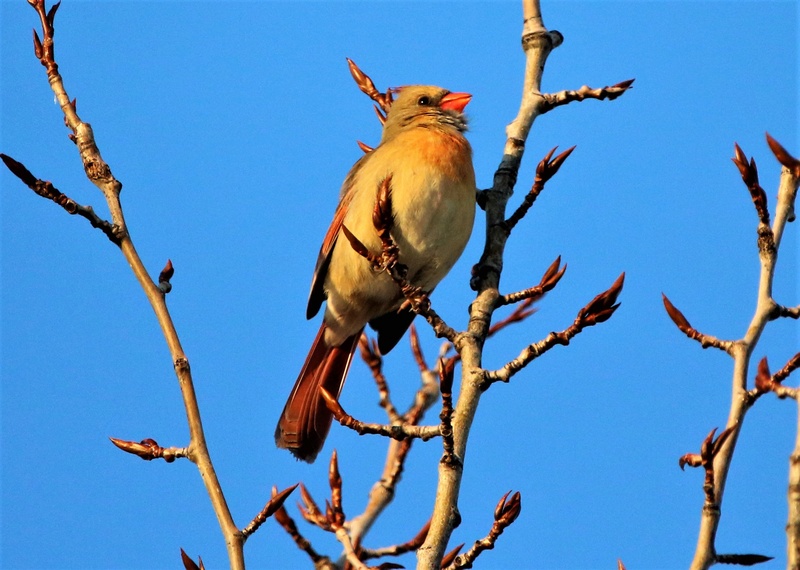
[109,437,188,463]
[346,58,394,124]
[320,388,441,441]
[273,502,334,568]
[662,294,735,353]
[679,426,736,505]
[732,143,772,228]
[1,154,122,245]
[541,79,635,113]
[483,273,624,387]
[503,146,575,233]
[241,484,298,541]
[496,256,566,307]
[446,491,522,570]
[438,358,457,467]
[358,335,403,423]
[360,520,431,560]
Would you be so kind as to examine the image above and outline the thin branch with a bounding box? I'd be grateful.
[273,504,335,569]
[1,153,121,244]
[347,340,440,551]
[540,79,635,113]
[446,491,521,570]
[109,437,188,463]
[358,335,403,423]
[662,294,736,353]
[688,137,799,570]
[360,520,430,560]
[241,484,298,541]
[502,146,575,233]
[496,256,566,307]
[484,273,624,387]
[14,3,245,566]
[419,1,631,565]
[320,388,441,441]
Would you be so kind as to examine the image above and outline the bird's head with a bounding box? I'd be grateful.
[381,85,472,142]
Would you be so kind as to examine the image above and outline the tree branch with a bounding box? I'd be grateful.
[417,0,630,567]
[9,2,250,566]
[686,136,799,570]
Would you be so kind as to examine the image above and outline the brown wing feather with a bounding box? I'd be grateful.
[306,154,368,320]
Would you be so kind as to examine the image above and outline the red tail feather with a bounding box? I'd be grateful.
[275,323,361,462]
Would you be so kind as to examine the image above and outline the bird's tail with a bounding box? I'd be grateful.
[275,322,361,462]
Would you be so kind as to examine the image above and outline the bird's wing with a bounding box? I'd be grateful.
[306,154,367,320]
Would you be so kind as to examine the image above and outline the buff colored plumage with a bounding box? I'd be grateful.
[275,85,476,462]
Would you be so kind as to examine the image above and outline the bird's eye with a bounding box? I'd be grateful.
[417,96,431,106]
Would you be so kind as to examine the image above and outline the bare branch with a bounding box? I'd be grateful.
[438,359,457,466]
[497,256,566,307]
[241,484,298,541]
[1,153,121,244]
[11,3,246,566]
[109,437,188,463]
[503,146,575,233]
[662,294,735,353]
[540,79,635,113]
[358,335,403,423]
[446,491,522,570]
[361,520,430,560]
[484,274,624,387]
[320,388,441,441]
[273,503,335,569]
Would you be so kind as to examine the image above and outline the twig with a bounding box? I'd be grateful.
[540,79,635,113]
[358,335,403,423]
[273,503,335,569]
[662,294,736,353]
[685,137,799,570]
[446,491,522,570]
[347,338,441,551]
[320,388,440,441]
[346,58,394,124]
[418,1,631,566]
[241,485,298,541]
[10,2,246,566]
[502,146,575,233]
[1,154,121,244]
[438,359,457,466]
[496,256,566,307]
[483,273,624,387]
[109,437,188,462]
[360,520,431,560]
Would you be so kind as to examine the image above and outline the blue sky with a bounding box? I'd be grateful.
[1,1,798,569]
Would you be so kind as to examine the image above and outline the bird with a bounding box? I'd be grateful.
[275,85,477,462]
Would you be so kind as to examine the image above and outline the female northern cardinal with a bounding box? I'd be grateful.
[275,85,476,462]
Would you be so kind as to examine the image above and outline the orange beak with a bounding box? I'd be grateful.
[440,92,472,113]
